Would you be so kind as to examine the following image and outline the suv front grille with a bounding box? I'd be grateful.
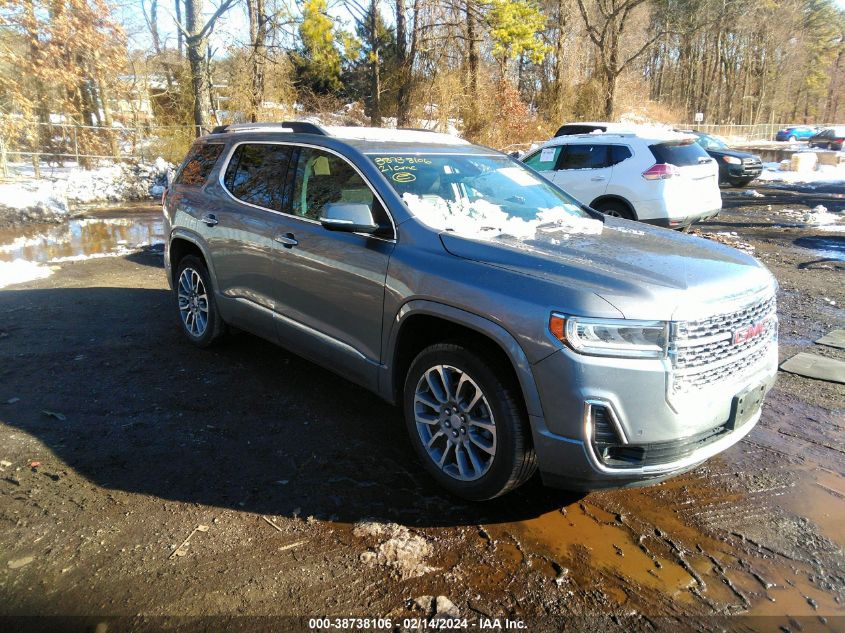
[670,293,777,392]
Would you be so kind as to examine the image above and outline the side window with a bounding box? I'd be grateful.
[523,146,562,171]
[174,143,224,186]
[558,144,611,170]
[609,145,633,166]
[223,144,295,212]
[290,147,383,223]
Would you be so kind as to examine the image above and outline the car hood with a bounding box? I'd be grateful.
[705,148,758,160]
[439,217,774,321]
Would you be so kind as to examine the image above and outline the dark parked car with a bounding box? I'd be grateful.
[553,121,627,137]
[688,131,763,187]
[774,126,816,142]
[808,127,845,151]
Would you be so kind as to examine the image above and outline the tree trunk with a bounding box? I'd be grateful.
[94,54,120,159]
[185,0,208,134]
[552,0,566,118]
[395,0,411,126]
[247,0,267,122]
[24,0,48,177]
[466,0,479,100]
[175,0,184,57]
[369,0,381,125]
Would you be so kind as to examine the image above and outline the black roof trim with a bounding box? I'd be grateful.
[209,121,328,136]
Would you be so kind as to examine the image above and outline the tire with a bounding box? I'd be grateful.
[728,177,755,188]
[174,255,225,347]
[402,343,537,500]
[593,200,635,220]
[788,135,797,142]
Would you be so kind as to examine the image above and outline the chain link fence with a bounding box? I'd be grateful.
[0,120,208,180]
[677,122,838,142]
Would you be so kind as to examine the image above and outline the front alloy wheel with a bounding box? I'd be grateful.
[403,343,537,500]
[414,365,497,481]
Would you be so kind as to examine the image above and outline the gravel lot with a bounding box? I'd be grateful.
[0,185,843,632]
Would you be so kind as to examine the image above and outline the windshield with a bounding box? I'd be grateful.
[695,134,728,150]
[368,153,601,239]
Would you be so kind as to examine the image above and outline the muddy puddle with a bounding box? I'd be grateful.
[0,203,164,265]
[489,455,845,617]
[794,236,845,261]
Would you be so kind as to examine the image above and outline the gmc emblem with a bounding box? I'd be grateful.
[733,318,770,345]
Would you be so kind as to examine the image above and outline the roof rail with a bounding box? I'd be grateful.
[209,121,328,136]
[282,121,327,135]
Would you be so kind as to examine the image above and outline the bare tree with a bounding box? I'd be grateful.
[181,0,238,133]
[246,0,269,121]
[576,0,663,117]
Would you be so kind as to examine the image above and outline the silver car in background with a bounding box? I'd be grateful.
[162,122,778,500]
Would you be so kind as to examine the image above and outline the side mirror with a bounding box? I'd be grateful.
[319,202,379,234]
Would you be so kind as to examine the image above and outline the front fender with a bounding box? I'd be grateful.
[381,299,545,419]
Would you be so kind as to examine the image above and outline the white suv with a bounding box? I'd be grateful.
[522,130,722,229]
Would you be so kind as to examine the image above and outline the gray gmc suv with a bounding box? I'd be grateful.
[163,121,778,500]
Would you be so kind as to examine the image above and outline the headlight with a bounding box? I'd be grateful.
[722,156,742,165]
[549,314,668,359]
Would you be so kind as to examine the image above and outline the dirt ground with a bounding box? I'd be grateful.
[0,184,843,632]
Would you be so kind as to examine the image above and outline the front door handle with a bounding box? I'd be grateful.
[274,233,298,248]
[201,213,219,226]
[590,176,606,181]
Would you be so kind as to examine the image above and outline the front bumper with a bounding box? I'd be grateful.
[641,211,720,229]
[725,164,763,179]
[636,194,722,228]
[529,338,778,491]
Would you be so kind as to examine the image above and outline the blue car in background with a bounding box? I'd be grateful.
[775,126,817,142]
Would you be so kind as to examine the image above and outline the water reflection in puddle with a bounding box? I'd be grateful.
[793,235,845,262]
[0,211,165,265]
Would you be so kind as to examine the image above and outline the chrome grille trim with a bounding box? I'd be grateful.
[670,293,777,391]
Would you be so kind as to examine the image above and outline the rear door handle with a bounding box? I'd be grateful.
[201,213,219,227]
[590,176,606,181]
[274,233,298,248]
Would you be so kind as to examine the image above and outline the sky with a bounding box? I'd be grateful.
[116,0,359,54]
[117,0,845,54]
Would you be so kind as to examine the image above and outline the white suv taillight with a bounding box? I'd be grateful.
[642,163,680,180]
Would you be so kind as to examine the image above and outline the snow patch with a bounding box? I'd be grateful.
[0,159,174,226]
[353,521,435,580]
[401,193,602,240]
[0,259,52,288]
[757,161,845,185]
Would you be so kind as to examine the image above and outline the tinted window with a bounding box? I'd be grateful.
[223,144,294,211]
[523,146,562,171]
[288,148,380,223]
[175,143,224,186]
[609,145,632,165]
[649,140,709,166]
[559,144,610,169]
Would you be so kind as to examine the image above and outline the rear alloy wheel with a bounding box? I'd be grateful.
[175,255,224,347]
[788,135,797,142]
[594,200,634,220]
[403,343,536,500]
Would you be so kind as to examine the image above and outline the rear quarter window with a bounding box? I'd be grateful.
[609,145,632,165]
[649,140,709,166]
[174,143,225,186]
